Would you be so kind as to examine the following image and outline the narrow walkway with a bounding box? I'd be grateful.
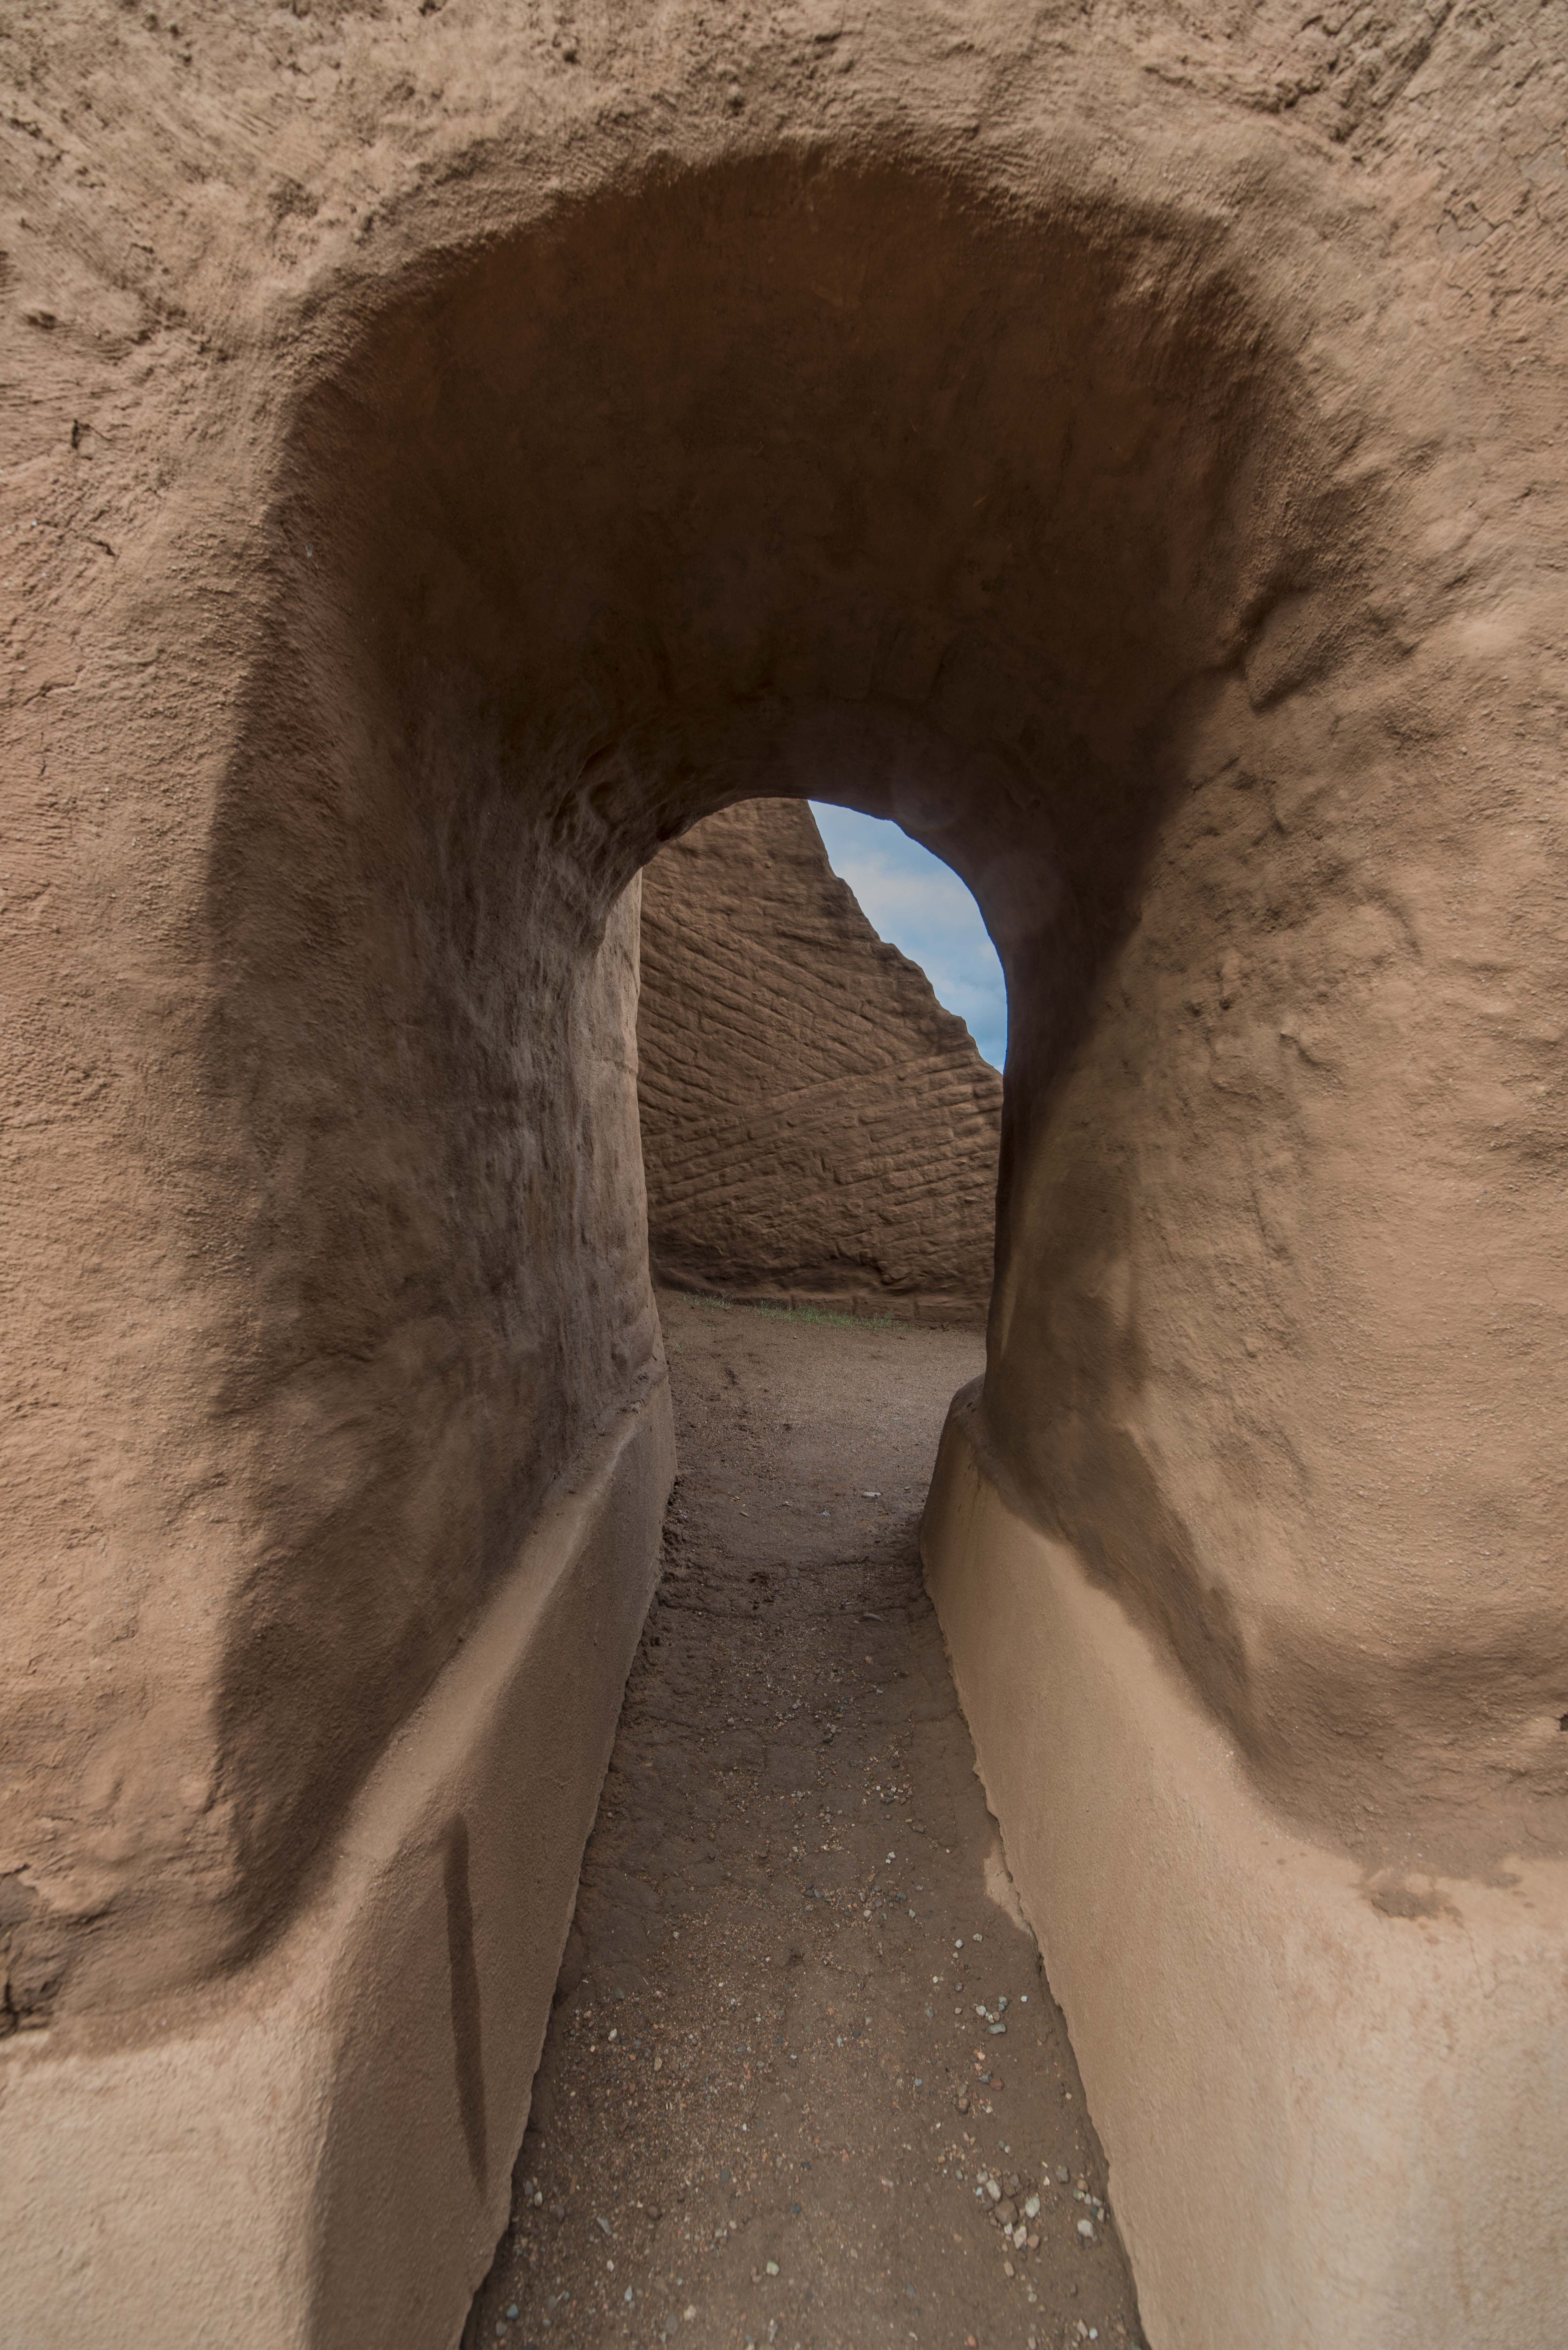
[466,1294,1143,2350]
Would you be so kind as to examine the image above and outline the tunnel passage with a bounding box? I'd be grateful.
[20,127,1530,2057]
[6,138,1267,2031]
[6,0,1567,2327]
[173,144,1490,2021]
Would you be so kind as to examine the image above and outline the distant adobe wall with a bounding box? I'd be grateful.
[636,800,1002,1325]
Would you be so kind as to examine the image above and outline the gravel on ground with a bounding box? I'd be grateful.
[463,1291,1145,2350]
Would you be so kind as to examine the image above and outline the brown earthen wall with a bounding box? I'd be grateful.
[4,65,1565,2015]
[637,799,1001,1323]
[3,7,1568,2336]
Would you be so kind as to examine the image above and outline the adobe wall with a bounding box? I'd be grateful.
[637,798,1001,1323]
[1,2,1565,2344]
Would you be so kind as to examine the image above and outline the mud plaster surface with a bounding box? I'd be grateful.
[6,0,1568,2030]
[464,1294,1140,2350]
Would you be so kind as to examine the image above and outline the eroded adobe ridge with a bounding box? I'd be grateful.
[637,801,1001,1323]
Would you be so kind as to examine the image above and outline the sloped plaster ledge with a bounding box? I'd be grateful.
[922,1388,1568,2350]
[0,1379,675,2350]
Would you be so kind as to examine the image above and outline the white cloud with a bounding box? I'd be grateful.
[810,804,1006,1069]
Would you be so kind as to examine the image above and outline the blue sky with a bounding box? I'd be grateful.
[809,804,1007,1071]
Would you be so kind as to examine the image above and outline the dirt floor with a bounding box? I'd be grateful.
[463,1292,1145,2350]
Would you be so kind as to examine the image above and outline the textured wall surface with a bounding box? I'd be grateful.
[10,2,1566,2017]
[2,0,1566,2339]
[637,799,1001,1321]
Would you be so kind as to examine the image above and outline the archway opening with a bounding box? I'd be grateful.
[636,796,1004,1324]
[453,787,1144,2346]
[200,152,1341,1983]
[155,141,1387,2350]
[10,30,1556,2347]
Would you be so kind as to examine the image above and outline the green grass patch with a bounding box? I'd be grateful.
[677,1288,910,1331]
[752,1301,905,1331]
[745,1300,909,1332]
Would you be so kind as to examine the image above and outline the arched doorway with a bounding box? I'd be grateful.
[6,107,1564,2350]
